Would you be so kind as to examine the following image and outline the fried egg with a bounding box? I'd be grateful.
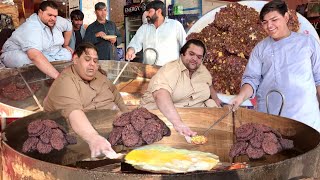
[125,145,220,173]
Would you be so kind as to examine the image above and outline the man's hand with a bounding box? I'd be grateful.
[229,95,244,111]
[63,45,74,54]
[87,134,118,159]
[229,84,254,111]
[95,31,107,38]
[125,47,136,60]
[108,37,117,44]
[173,122,197,137]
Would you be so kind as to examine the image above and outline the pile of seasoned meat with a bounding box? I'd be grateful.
[229,123,294,159]
[1,81,41,100]
[187,3,300,95]
[22,119,77,154]
[108,107,171,147]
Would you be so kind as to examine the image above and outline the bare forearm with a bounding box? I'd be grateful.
[210,85,219,101]
[63,31,72,46]
[68,110,99,143]
[239,84,254,101]
[153,89,181,125]
[27,49,59,79]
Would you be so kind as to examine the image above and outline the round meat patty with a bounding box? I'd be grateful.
[262,138,279,155]
[36,141,53,154]
[141,121,163,145]
[65,135,77,145]
[50,132,65,151]
[280,138,294,150]
[28,120,44,135]
[246,144,264,159]
[52,129,64,139]
[131,114,146,132]
[152,116,171,136]
[22,137,39,153]
[113,112,132,127]
[249,130,264,148]
[133,107,153,119]
[236,123,254,139]
[108,126,124,146]
[264,132,278,143]
[39,127,53,144]
[42,119,59,129]
[229,141,248,158]
[135,136,145,147]
[122,124,140,147]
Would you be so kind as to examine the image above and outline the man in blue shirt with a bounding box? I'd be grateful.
[0,1,72,79]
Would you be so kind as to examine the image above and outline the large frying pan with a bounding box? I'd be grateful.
[2,107,320,179]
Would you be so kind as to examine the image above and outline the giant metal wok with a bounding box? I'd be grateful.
[1,107,320,179]
[0,60,159,117]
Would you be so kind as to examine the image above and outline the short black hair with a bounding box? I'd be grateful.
[180,39,206,57]
[260,0,288,21]
[70,10,84,20]
[74,42,98,58]
[95,2,106,10]
[38,1,58,13]
[146,1,166,17]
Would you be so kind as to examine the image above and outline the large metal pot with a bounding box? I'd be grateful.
[0,61,160,118]
[2,107,320,179]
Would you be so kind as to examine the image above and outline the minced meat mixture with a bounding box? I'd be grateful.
[187,3,300,95]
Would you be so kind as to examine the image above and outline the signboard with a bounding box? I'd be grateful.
[124,3,145,17]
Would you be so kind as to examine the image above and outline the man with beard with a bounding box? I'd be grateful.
[69,10,86,50]
[83,2,122,60]
[44,42,127,158]
[0,1,73,79]
[140,39,222,137]
[125,1,186,66]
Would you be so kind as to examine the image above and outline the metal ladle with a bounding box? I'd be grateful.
[186,105,233,144]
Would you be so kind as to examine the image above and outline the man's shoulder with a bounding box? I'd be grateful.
[159,59,180,73]
[165,18,182,25]
[106,20,116,25]
[56,66,77,82]
[86,21,98,29]
[17,14,41,30]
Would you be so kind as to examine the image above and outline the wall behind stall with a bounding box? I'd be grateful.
[170,0,230,15]
[109,0,126,43]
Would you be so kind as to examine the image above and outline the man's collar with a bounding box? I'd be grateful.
[37,15,48,30]
[178,58,187,72]
[95,20,108,25]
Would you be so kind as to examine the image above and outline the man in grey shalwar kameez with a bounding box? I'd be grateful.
[83,2,122,60]
[231,0,320,132]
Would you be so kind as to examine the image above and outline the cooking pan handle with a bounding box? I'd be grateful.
[143,48,158,65]
[266,89,285,116]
